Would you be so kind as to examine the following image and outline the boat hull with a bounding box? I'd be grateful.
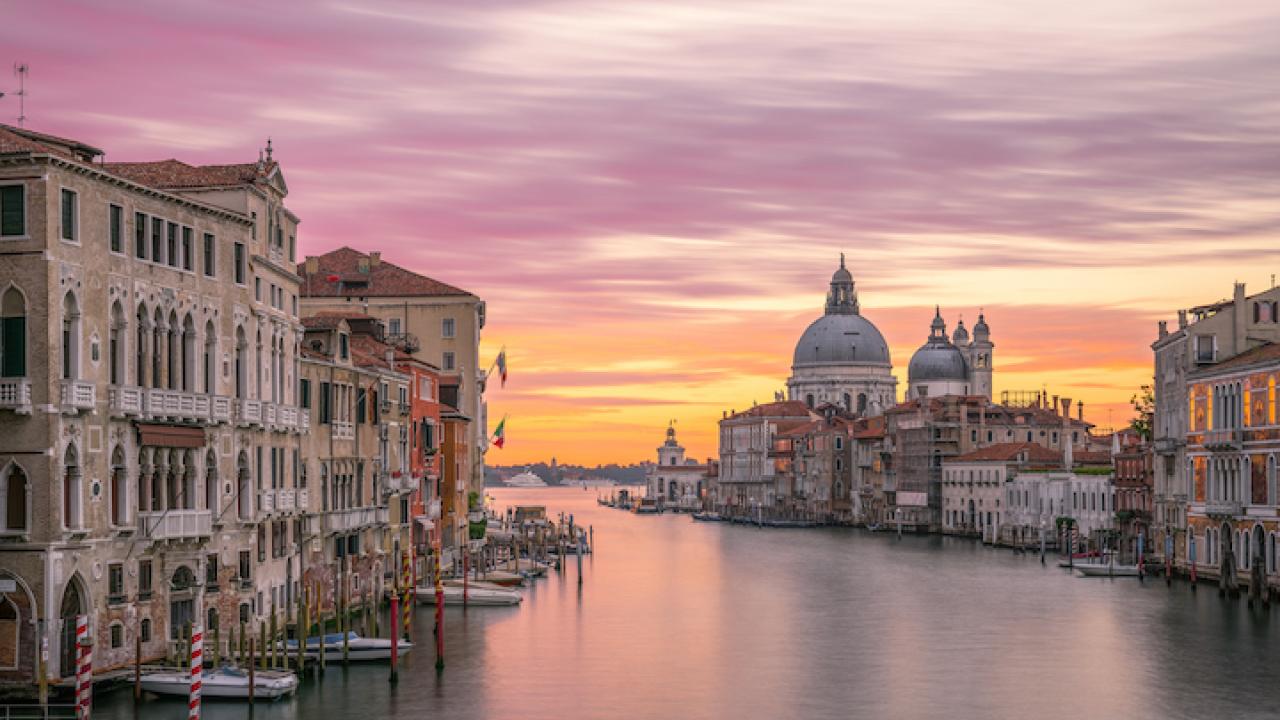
[415,584,522,606]
[141,669,297,700]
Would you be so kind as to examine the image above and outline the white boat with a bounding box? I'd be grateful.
[505,469,548,488]
[416,582,523,606]
[1075,562,1141,577]
[140,666,298,700]
[278,631,411,661]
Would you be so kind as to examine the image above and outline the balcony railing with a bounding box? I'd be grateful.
[333,420,355,440]
[259,489,276,515]
[236,399,263,427]
[0,378,32,413]
[1203,429,1242,451]
[138,509,212,541]
[278,488,296,512]
[297,488,310,512]
[146,388,213,422]
[211,396,232,423]
[108,385,144,417]
[60,380,96,412]
[1204,500,1242,517]
[322,506,379,534]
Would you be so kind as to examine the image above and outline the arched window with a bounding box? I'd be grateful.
[236,452,251,520]
[1,287,27,377]
[234,327,247,399]
[62,445,81,530]
[110,446,126,527]
[205,450,218,514]
[135,305,148,387]
[857,393,867,413]
[109,302,125,385]
[181,314,195,392]
[203,321,216,394]
[61,292,80,380]
[167,310,179,391]
[805,394,814,409]
[843,393,852,412]
[1,463,29,533]
[151,308,164,388]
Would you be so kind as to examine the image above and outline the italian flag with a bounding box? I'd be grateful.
[492,417,506,449]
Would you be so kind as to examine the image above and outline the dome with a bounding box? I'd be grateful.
[793,313,891,366]
[952,319,969,345]
[908,343,969,382]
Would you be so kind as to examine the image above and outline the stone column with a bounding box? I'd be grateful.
[138,448,153,515]
[154,449,169,512]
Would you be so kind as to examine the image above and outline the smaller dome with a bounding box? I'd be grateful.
[973,312,990,340]
[908,343,969,383]
[952,319,969,346]
[831,253,852,284]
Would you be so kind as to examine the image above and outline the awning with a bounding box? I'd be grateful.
[414,516,435,531]
[136,423,206,448]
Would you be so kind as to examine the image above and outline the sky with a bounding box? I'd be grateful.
[4,0,1279,465]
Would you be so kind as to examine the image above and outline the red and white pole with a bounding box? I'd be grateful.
[74,614,91,720]
[188,624,204,720]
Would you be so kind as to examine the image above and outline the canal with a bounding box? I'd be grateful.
[90,487,1276,720]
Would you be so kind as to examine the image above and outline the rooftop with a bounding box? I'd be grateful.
[103,158,279,190]
[299,247,472,299]
[950,442,1062,464]
[1190,342,1280,378]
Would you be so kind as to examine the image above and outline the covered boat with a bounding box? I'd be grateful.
[278,631,411,661]
[1075,563,1141,577]
[140,666,297,700]
[416,582,523,606]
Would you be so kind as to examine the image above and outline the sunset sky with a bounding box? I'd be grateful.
[5,0,1279,465]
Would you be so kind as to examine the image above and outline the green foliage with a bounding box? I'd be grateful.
[467,490,481,510]
[1129,384,1154,441]
[1074,466,1114,476]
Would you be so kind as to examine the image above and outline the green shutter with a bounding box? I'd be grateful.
[0,186,24,236]
[2,316,25,377]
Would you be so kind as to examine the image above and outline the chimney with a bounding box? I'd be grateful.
[1052,395,1060,416]
[1158,320,1168,339]
[1177,309,1188,329]
[1077,402,1084,422]
[370,251,382,268]
[305,256,319,275]
[1061,397,1072,419]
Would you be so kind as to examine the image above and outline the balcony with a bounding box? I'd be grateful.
[107,385,144,417]
[145,388,213,423]
[138,509,212,541]
[277,488,296,512]
[60,380,96,413]
[259,489,276,515]
[322,506,379,534]
[211,396,232,423]
[333,420,355,440]
[1203,429,1242,452]
[1204,500,1242,517]
[297,488,310,512]
[0,378,32,413]
[236,399,263,427]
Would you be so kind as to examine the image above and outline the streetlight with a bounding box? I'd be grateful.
[1040,518,1046,564]
[896,508,903,540]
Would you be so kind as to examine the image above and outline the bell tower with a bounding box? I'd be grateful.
[969,311,994,400]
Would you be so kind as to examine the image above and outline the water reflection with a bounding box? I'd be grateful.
[91,488,1277,720]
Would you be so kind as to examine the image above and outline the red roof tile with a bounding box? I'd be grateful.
[950,442,1062,464]
[298,247,471,299]
[0,123,103,161]
[103,159,278,190]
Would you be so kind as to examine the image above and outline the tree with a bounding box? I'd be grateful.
[1130,384,1154,441]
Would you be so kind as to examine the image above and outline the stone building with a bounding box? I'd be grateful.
[942,442,1060,542]
[1150,282,1280,571]
[905,307,994,401]
[715,401,816,514]
[1184,342,1280,598]
[0,124,306,684]
[1111,429,1153,555]
[773,406,857,522]
[787,256,896,415]
[299,248,488,508]
[645,424,711,511]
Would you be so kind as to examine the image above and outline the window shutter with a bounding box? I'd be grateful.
[2,316,25,377]
[1,186,24,236]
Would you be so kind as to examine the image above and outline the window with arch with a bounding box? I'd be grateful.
[1,287,26,378]
[0,593,19,669]
[205,450,218,513]
[109,446,126,527]
[109,302,125,385]
[61,292,80,380]
[62,445,81,530]
[1,463,29,533]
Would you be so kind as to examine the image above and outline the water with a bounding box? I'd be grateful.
[91,488,1276,720]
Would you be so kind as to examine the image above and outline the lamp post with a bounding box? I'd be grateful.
[896,508,903,540]
[1039,518,1046,565]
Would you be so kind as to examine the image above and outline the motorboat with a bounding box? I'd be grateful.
[278,632,411,661]
[416,582,522,606]
[505,470,548,488]
[1075,562,1141,577]
[140,665,298,700]
[691,512,722,522]
[473,569,525,586]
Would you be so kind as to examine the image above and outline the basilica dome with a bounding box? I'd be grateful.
[793,314,891,366]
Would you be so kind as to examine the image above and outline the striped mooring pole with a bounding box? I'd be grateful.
[189,624,204,720]
[401,548,412,636]
[75,614,92,720]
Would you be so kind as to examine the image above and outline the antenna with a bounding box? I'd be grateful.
[13,63,28,127]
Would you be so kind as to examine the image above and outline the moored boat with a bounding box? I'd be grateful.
[141,666,297,700]
[416,582,523,606]
[691,512,722,522]
[1074,563,1141,577]
[277,632,411,661]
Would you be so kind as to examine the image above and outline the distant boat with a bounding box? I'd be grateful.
[277,632,410,661]
[691,512,722,522]
[416,582,522,606]
[505,469,548,487]
[141,666,297,700]
[1075,563,1141,577]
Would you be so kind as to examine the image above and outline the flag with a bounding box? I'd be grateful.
[496,348,508,387]
[492,417,506,449]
